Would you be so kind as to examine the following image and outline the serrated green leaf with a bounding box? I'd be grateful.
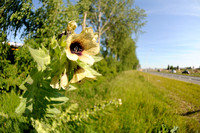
[50,96,69,103]
[31,119,51,133]
[15,97,27,115]
[0,112,8,118]
[46,107,61,115]
[50,36,61,58]
[50,36,57,49]
[28,47,50,71]
[19,75,33,91]
[16,69,68,118]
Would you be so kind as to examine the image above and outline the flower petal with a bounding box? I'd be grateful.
[61,73,68,89]
[79,52,95,65]
[85,70,96,79]
[70,68,86,83]
[70,68,96,83]
[85,43,100,55]
[50,76,59,89]
[65,48,79,61]
[75,27,100,55]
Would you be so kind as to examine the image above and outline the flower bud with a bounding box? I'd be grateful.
[67,21,77,32]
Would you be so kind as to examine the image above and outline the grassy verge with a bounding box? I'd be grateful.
[141,72,200,120]
[69,70,200,132]
[1,70,200,132]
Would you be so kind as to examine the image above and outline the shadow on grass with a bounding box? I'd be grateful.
[181,109,200,116]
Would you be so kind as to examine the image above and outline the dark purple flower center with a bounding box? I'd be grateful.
[70,42,83,55]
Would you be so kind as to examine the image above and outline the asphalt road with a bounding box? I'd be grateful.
[147,72,200,85]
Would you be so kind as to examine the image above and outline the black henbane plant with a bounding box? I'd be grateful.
[15,21,122,132]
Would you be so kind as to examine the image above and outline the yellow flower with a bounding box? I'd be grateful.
[70,67,96,83]
[65,27,99,65]
[50,70,68,89]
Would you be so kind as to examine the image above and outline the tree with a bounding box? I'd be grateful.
[76,0,92,30]
[24,0,79,48]
[170,65,173,70]
[119,37,139,70]
[82,0,146,71]
[0,0,32,37]
[87,0,145,43]
[177,65,179,70]
[167,65,170,70]
[1,0,80,46]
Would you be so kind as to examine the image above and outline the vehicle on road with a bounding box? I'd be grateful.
[182,70,190,74]
[170,70,176,73]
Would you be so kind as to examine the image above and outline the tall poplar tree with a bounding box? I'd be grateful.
[80,0,146,71]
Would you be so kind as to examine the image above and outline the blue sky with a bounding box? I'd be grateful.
[134,0,200,68]
[8,0,200,68]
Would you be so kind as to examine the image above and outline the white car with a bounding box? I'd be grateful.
[171,70,176,73]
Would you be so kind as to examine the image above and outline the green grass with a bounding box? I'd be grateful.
[0,91,32,132]
[1,70,200,132]
[141,72,200,110]
[69,70,200,132]
[0,91,20,116]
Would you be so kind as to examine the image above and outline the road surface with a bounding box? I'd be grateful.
[147,72,200,85]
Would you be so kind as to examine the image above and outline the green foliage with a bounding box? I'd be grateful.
[167,65,170,70]
[0,40,23,93]
[1,0,146,80]
[15,45,69,118]
[119,37,139,71]
[0,115,32,133]
[0,39,35,93]
[0,0,32,36]
[0,91,32,132]
[0,91,20,115]
[0,65,21,93]
[67,70,200,132]
[16,68,69,118]
[14,46,35,74]
[152,124,179,133]
[30,99,122,132]
[85,0,146,72]
[28,46,50,71]
[1,70,200,132]
[14,26,103,132]
[24,0,80,48]
[0,34,10,62]
[93,59,112,76]
[0,0,148,132]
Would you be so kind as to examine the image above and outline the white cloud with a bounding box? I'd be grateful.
[144,0,200,17]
